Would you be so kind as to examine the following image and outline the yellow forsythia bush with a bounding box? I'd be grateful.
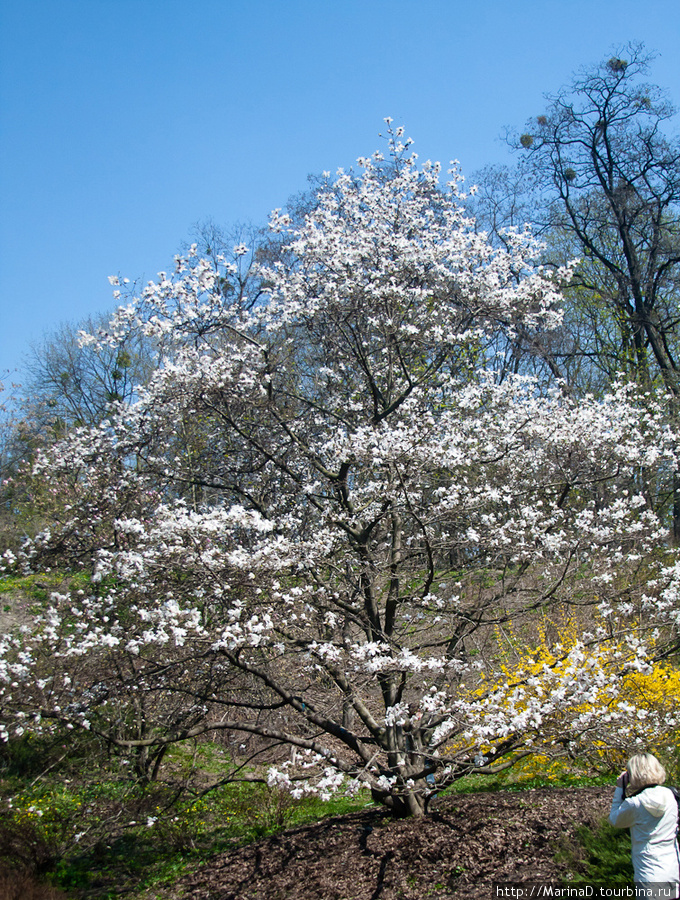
[448,615,680,776]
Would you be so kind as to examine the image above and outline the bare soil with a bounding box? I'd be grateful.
[155,786,613,900]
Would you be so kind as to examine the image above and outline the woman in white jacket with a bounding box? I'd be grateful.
[609,752,679,898]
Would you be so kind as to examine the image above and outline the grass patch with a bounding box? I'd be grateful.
[50,783,370,897]
[555,818,633,886]
[1,765,370,899]
[446,755,616,795]
[0,572,88,598]
[447,771,614,794]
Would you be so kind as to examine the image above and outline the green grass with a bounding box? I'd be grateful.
[447,771,615,794]
[555,819,634,886]
[0,572,85,597]
[446,760,615,795]
[1,740,371,900]
[47,783,370,897]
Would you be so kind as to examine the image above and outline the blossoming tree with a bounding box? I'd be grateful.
[2,129,680,816]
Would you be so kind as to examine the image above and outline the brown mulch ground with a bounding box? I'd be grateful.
[156,786,613,900]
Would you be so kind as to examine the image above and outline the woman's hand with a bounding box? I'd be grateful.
[616,771,629,789]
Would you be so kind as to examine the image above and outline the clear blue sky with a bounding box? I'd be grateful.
[2,0,680,383]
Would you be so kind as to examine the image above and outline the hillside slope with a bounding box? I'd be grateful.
[153,786,613,900]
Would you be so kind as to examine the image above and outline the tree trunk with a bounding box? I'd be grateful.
[370,782,429,817]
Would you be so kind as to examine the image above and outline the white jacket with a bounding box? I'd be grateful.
[609,784,680,886]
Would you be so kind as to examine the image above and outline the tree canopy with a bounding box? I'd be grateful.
[2,129,679,816]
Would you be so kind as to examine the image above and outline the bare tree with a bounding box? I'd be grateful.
[23,314,156,435]
[514,42,680,392]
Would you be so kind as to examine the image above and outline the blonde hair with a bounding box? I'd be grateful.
[626,753,666,793]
